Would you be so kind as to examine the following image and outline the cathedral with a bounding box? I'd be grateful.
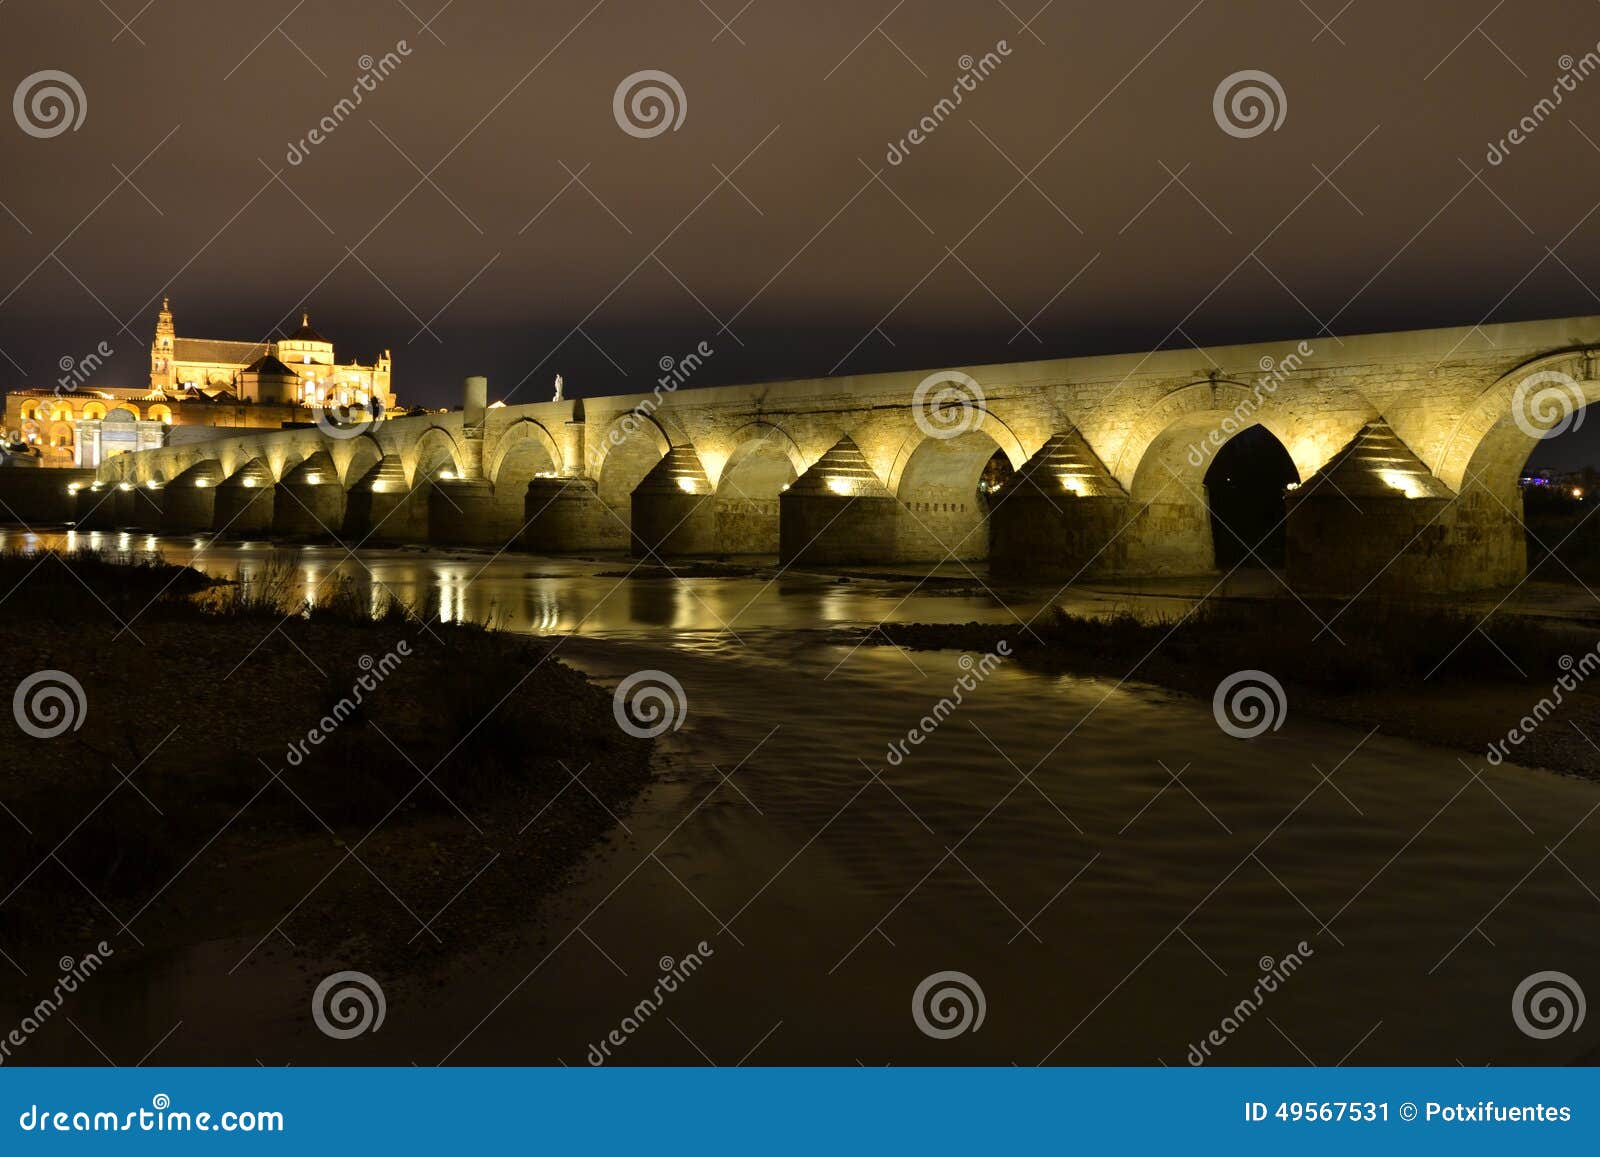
[148,298,396,412]
[4,300,404,468]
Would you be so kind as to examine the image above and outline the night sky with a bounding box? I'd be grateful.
[6,0,1600,466]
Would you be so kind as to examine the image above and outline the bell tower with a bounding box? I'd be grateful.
[150,296,176,392]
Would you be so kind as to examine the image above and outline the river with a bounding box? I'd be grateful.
[8,530,1600,1066]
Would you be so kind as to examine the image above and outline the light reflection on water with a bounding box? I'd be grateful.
[9,528,1147,636]
[9,529,1598,1066]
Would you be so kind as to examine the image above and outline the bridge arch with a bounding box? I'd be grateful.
[707,422,806,554]
[891,425,1021,562]
[405,426,465,487]
[1112,381,1337,574]
[1436,350,1600,496]
[170,457,223,488]
[715,422,804,498]
[488,419,562,487]
[883,406,1027,496]
[594,410,671,510]
[333,433,386,489]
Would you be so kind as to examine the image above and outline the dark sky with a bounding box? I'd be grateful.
[6,0,1600,461]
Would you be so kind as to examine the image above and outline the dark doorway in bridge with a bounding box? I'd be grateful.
[1204,426,1298,569]
[979,450,1015,551]
[979,450,1014,502]
[1521,416,1600,581]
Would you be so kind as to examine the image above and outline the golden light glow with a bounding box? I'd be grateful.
[676,476,698,494]
[1379,469,1426,499]
[1058,475,1085,496]
[1573,487,1585,499]
[826,476,853,496]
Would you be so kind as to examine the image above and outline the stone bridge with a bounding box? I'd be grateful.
[77,313,1600,594]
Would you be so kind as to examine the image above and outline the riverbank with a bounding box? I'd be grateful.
[867,601,1600,780]
[0,549,653,984]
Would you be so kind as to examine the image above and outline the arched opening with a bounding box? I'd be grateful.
[1125,402,1301,575]
[595,414,670,548]
[80,401,106,420]
[491,437,560,543]
[1517,409,1600,581]
[110,403,140,419]
[336,435,385,490]
[1203,425,1299,569]
[894,429,1014,561]
[714,428,801,554]
[1439,362,1600,588]
[146,404,172,424]
[407,428,464,489]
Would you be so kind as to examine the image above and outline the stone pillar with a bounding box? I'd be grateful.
[161,470,220,533]
[463,376,487,425]
[115,481,164,529]
[428,478,498,546]
[778,436,899,566]
[522,476,618,553]
[1285,422,1462,595]
[630,446,716,558]
[988,431,1132,581]
[73,482,117,529]
[212,461,276,535]
[462,376,488,481]
[274,453,344,538]
[561,412,586,477]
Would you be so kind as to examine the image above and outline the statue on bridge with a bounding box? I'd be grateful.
[552,373,564,402]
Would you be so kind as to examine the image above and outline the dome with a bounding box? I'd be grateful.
[286,312,327,344]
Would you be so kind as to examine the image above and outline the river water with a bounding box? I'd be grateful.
[9,530,1600,1066]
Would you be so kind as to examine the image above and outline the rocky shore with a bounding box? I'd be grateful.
[0,550,653,985]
